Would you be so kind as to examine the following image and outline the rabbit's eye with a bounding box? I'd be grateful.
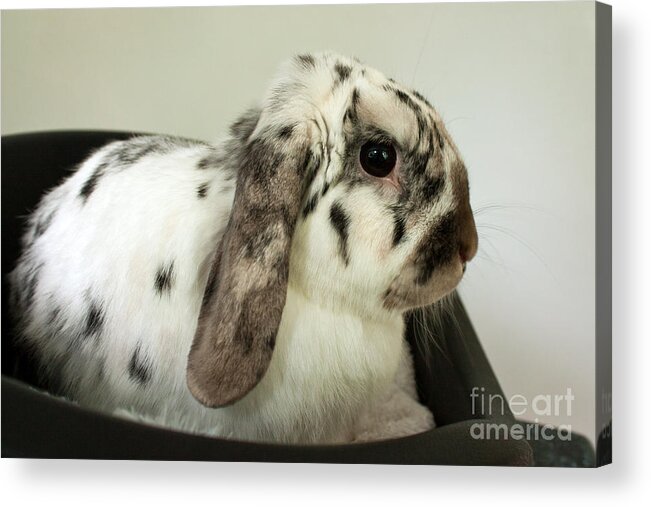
[359,142,397,178]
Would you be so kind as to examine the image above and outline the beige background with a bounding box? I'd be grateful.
[1,2,597,445]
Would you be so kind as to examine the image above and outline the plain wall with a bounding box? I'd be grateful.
[1,2,597,445]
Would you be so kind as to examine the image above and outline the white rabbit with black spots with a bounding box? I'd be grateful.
[10,52,477,444]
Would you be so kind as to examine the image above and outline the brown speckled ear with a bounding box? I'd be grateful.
[186,111,316,408]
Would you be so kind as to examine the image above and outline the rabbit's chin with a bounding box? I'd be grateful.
[382,259,465,312]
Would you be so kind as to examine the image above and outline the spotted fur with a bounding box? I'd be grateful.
[154,262,175,295]
[9,52,476,444]
[329,202,350,265]
[334,62,352,83]
[79,161,109,201]
[196,182,210,199]
[84,302,104,338]
[128,344,152,385]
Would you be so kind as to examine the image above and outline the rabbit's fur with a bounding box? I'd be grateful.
[9,52,477,444]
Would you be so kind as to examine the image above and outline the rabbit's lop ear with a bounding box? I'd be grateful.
[187,90,318,407]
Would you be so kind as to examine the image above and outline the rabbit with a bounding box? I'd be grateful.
[9,51,478,444]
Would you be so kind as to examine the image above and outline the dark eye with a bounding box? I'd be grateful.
[359,141,397,178]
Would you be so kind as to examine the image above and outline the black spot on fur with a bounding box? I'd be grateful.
[34,209,56,238]
[128,344,152,385]
[302,193,319,218]
[345,88,360,123]
[329,202,350,265]
[84,302,104,338]
[197,157,212,169]
[433,123,445,151]
[393,88,437,150]
[412,89,434,109]
[154,262,175,295]
[296,53,316,69]
[278,124,295,139]
[301,148,319,192]
[114,142,159,166]
[384,86,428,126]
[301,147,314,175]
[197,182,209,199]
[79,161,109,202]
[415,212,457,285]
[123,136,206,166]
[392,213,407,246]
[426,131,435,155]
[351,88,360,107]
[197,150,225,170]
[394,88,421,113]
[410,151,430,175]
[334,62,352,83]
[416,114,429,143]
[422,176,444,201]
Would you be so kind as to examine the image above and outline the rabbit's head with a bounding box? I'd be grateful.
[187,52,477,407]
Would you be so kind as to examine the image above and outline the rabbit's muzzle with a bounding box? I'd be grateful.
[382,202,478,311]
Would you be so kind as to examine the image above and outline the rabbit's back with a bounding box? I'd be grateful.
[9,135,236,415]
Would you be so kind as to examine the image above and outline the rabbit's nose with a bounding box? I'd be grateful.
[458,204,478,264]
[460,242,476,264]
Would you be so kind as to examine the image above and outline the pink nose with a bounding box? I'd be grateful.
[459,247,470,264]
[459,241,475,263]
